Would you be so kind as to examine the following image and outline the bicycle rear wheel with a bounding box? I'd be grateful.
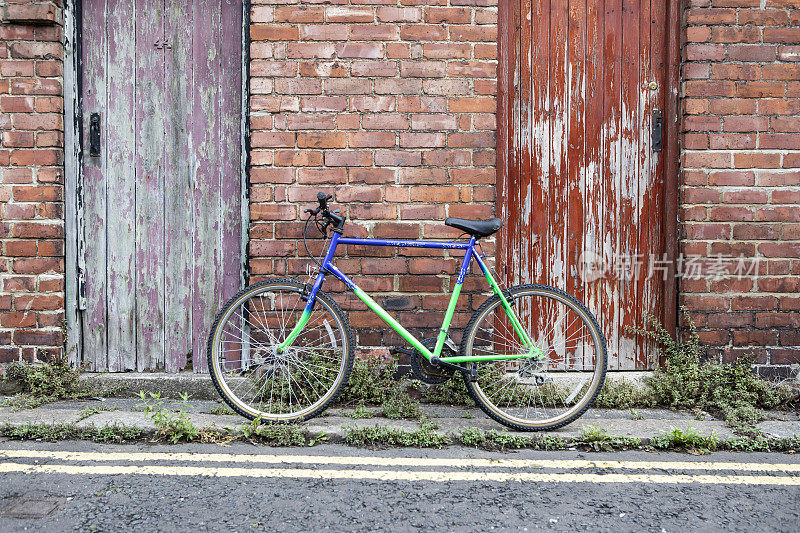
[207,278,354,423]
[461,284,607,431]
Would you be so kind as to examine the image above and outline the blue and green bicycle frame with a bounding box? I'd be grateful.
[277,233,544,365]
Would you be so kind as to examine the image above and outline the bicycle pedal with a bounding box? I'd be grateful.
[389,346,415,356]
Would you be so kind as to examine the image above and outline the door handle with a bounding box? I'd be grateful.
[652,110,662,152]
[89,113,101,157]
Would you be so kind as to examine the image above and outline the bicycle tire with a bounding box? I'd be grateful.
[207,278,355,423]
[460,283,607,431]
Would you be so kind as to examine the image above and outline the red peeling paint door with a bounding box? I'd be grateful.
[80,0,243,372]
[498,0,669,370]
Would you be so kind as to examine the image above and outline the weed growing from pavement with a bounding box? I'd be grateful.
[349,403,376,419]
[634,309,794,432]
[337,358,425,420]
[420,374,475,406]
[1,354,99,410]
[209,403,236,416]
[577,425,642,451]
[456,427,534,451]
[344,418,449,448]
[137,391,201,444]
[76,403,120,422]
[650,426,720,454]
[0,422,142,443]
[455,427,571,451]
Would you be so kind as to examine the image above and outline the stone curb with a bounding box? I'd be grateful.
[72,371,655,401]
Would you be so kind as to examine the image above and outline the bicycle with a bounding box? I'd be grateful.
[207,192,607,431]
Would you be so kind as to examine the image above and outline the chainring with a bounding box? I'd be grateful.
[410,338,456,385]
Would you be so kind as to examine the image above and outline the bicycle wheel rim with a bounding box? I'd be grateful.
[209,283,349,421]
[464,286,606,429]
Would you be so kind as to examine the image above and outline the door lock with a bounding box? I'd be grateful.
[89,113,101,157]
[652,110,663,152]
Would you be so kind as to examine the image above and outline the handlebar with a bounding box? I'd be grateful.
[304,191,345,232]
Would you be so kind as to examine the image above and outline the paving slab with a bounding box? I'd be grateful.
[2,398,797,444]
[756,421,800,439]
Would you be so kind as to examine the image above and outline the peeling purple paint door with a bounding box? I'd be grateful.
[80,0,243,372]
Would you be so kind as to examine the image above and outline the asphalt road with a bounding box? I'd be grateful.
[0,440,798,532]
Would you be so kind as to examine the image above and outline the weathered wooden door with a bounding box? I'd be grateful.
[498,0,669,370]
[80,0,243,372]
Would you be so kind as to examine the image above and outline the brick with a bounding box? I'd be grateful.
[738,9,788,25]
[250,25,299,41]
[400,25,447,41]
[297,168,347,184]
[351,61,397,77]
[274,150,323,166]
[349,24,400,41]
[298,62,348,78]
[299,24,348,41]
[685,44,725,61]
[4,3,60,25]
[400,60,446,78]
[287,43,336,59]
[399,132,445,148]
[727,45,777,62]
[710,26,761,43]
[325,78,372,95]
[250,132,295,148]
[764,27,800,43]
[377,7,422,22]
[324,151,373,167]
[325,7,375,23]
[374,149,422,166]
[350,168,396,184]
[684,80,735,98]
[737,81,786,98]
[336,43,383,59]
[297,132,347,148]
[300,97,347,112]
[350,96,396,112]
[250,204,297,221]
[349,132,396,148]
[275,6,323,22]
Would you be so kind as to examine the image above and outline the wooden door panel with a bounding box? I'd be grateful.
[105,0,137,372]
[499,0,667,370]
[80,1,243,372]
[80,0,107,371]
[163,0,194,373]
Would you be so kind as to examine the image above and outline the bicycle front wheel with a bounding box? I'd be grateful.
[461,284,607,431]
[207,278,354,423]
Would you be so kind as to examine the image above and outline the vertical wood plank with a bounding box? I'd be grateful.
[617,0,640,369]
[192,0,223,372]
[566,0,587,367]
[603,0,622,369]
[634,0,653,369]
[584,0,605,369]
[135,0,167,371]
[527,0,551,357]
[219,0,245,325]
[105,0,137,372]
[80,0,108,371]
[164,0,194,372]
[496,0,512,288]
[504,0,521,291]
[648,0,669,368]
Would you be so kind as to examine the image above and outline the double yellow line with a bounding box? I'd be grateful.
[2,449,799,485]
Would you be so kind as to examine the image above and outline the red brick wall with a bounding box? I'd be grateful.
[247,0,499,356]
[681,0,800,374]
[0,1,65,365]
